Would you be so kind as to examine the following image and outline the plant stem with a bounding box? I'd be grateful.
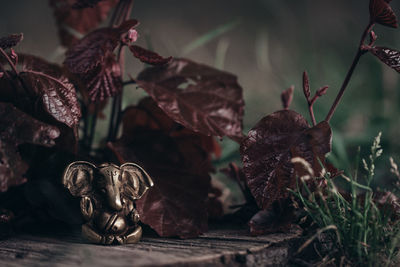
[84,0,133,150]
[88,106,98,151]
[308,95,318,126]
[308,104,317,126]
[122,79,136,86]
[325,22,374,122]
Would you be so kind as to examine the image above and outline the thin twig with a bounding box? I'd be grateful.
[325,22,374,122]
[308,102,317,126]
[122,79,136,86]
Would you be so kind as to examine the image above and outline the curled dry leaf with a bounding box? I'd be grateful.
[64,19,140,74]
[109,98,215,238]
[49,0,119,47]
[240,110,332,210]
[369,0,398,28]
[371,46,400,73]
[0,54,81,152]
[136,58,245,141]
[129,45,172,65]
[0,33,23,50]
[0,102,60,192]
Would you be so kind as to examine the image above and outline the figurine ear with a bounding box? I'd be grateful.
[120,163,154,200]
[62,161,97,197]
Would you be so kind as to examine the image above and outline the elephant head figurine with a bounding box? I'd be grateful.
[62,161,154,245]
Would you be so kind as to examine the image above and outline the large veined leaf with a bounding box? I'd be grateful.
[136,58,245,141]
[0,102,60,192]
[369,0,398,28]
[110,98,216,238]
[240,110,332,210]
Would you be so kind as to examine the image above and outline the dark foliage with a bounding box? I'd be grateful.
[369,0,398,28]
[109,98,216,238]
[49,0,119,47]
[0,54,81,152]
[82,51,123,101]
[0,103,59,192]
[0,34,23,50]
[136,58,245,141]
[64,28,121,74]
[0,0,398,244]
[64,20,141,101]
[240,110,332,210]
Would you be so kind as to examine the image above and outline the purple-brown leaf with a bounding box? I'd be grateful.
[49,0,119,47]
[136,58,245,141]
[64,20,140,74]
[371,46,400,73]
[0,102,60,192]
[18,55,81,128]
[129,45,172,66]
[240,110,332,210]
[370,0,398,28]
[0,33,23,50]
[64,28,120,74]
[82,51,122,101]
[109,98,214,238]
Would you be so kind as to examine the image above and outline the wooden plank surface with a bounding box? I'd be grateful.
[0,227,302,267]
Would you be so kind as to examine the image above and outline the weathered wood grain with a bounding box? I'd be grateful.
[0,227,302,267]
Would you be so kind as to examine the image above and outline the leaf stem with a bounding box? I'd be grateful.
[325,22,375,122]
[88,106,98,151]
[122,79,136,86]
[0,47,18,75]
[308,102,317,126]
[107,0,134,142]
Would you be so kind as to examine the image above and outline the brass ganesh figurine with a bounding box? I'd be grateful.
[62,161,154,245]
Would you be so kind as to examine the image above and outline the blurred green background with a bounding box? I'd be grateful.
[1,1,400,194]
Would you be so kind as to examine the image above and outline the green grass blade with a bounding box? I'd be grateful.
[182,19,241,55]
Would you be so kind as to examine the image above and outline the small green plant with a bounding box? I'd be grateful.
[290,133,400,266]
